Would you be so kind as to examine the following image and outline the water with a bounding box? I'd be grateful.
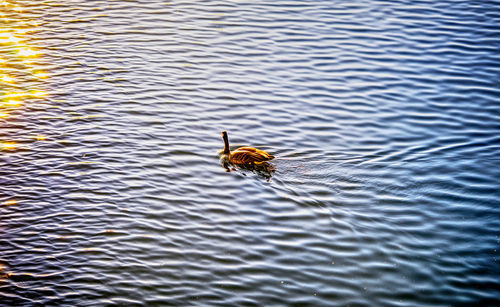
[1,0,499,305]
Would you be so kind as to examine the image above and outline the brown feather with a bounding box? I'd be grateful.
[229,147,274,164]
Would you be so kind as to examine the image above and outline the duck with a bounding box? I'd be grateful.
[221,131,274,165]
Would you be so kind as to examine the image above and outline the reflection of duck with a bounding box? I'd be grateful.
[221,131,274,165]
[235,160,276,181]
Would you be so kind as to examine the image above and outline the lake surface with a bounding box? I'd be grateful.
[1,0,499,306]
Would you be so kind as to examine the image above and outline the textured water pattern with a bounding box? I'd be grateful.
[1,0,500,305]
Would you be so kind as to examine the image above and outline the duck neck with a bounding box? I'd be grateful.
[223,132,230,154]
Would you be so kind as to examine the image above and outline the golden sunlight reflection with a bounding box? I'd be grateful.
[31,89,47,97]
[33,70,48,79]
[1,141,16,151]
[4,91,26,99]
[17,47,38,58]
[0,262,8,282]
[1,74,14,83]
[1,99,22,108]
[1,0,48,154]
[2,199,17,206]
[0,33,22,44]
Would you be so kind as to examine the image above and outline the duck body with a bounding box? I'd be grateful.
[229,146,274,164]
[221,131,274,165]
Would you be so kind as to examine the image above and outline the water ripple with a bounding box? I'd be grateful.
[1,0,500,305]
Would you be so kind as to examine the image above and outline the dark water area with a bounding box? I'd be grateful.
[1,0,500,306]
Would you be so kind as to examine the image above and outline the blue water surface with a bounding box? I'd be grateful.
[1,0,499,306]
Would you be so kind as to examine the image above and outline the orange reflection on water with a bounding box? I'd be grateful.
[1,98,21,108]
[0,32,22,44]
[31,89,47,97]
[3,91,25,99]
[17,46,38,57]
[1,90,47,108]
[2,199,17,205]
[0,74,14,83]
[0,27,47,105]
[33,70,48,79]
[1,0,48,157]
[1,141,16,150]
[12,5,23,13]
[0,262,8,282]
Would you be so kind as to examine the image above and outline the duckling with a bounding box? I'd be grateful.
[221,131,274,165]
